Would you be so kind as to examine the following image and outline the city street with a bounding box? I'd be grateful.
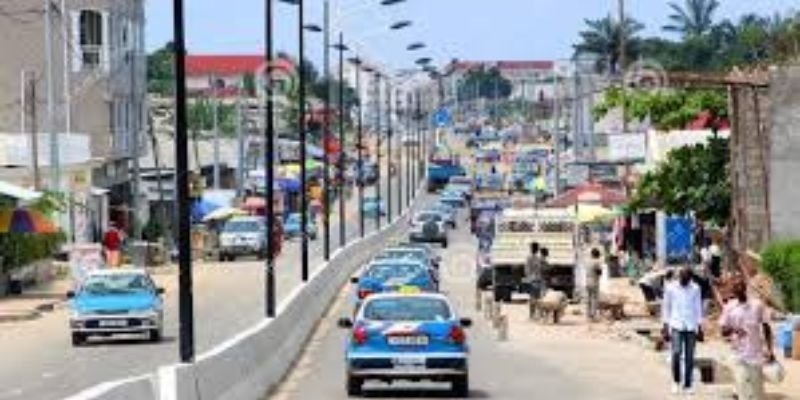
[270,210,672,400]
[0,170,413,400]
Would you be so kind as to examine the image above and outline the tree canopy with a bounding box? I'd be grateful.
[573,14,645,73]
[629,137,730,225]
[593,87,728,131]
[147,42,175,96]
[663,0,720,37]
[456,67,513,101]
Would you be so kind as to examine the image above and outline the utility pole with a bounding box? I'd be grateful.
[130,11,142,240]
[386,79,392,222]
[553,69,562,197]
[212,74,221,190]
[322,0,330,259]
[25,72,42,190]
[236,79,245,197]
[374,72,382,230]
[44,0,59,191]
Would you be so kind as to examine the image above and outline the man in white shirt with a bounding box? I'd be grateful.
[662,266,704,395]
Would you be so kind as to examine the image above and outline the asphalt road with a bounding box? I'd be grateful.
[270,206,641,400]
[0,165,418,400]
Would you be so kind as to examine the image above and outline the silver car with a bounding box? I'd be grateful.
[218,216,268,261]
[408,211,448,248]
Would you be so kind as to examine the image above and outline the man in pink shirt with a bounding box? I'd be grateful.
[719,281,775,400]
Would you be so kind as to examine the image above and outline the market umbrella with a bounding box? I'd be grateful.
[202,206,247,222]
[191,199,221,223]
[0,208,58,233]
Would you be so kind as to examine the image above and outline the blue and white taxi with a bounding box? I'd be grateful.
[338,293,471,397]
[351,260,437,301]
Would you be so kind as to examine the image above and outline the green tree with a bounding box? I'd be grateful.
[629,137,730,225]
[456,67,513,102]
[593,87,728,131]
[663,0,720,37]
[574,15,645,73]
[187,99,237,137]
[147,42,175,96]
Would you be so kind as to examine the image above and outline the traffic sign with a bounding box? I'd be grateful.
[433,108,452,127]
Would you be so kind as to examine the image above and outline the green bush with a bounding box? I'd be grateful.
[0,232,66,273]
[761,241,800,313]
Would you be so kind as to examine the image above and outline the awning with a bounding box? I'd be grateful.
[0,181,41,201]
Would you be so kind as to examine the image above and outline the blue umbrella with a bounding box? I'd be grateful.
[191,199,221,223]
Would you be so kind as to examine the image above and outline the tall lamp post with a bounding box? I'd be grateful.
[332,37,348,247]
[279,0,309,282]
[263,0,278,317]
[349,56,365,238]
[172,0,194,363]
[385,79,393,221]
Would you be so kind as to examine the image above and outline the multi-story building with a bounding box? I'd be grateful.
[0,0,146,236]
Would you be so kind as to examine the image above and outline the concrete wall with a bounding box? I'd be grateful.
[168,210,412,400]
[769,66,800,241]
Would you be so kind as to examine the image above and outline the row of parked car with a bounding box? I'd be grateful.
[336,182,474,397]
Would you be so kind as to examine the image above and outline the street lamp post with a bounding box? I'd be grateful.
[395,87,402,213]
[374,71,382,230]
[386,79,392,222]
[349,57,365,238]
[280,0,310,281]
[172,0,194,363]
[335,35,347,247]
[264,0,276,317]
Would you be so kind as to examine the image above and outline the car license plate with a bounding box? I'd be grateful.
[98,319,128,327]
[392,356,426,369]
[387,335,428,346]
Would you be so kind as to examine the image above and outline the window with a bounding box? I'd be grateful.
[79,10,103,68]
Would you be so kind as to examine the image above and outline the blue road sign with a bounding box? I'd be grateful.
[666,216,694,262]
[433,108,452,127]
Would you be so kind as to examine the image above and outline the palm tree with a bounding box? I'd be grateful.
[574,15,644,73]
[663,0,720,37]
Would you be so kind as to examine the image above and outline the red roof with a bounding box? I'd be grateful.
[686,111,730,131]
[186,55,294,76]
[546,182,627,208]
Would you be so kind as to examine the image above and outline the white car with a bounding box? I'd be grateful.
[408,211,448,248]
[218,216,268,261]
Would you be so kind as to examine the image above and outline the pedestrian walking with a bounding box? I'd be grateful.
[719,280,775,400]
[523,242,541,299]
[539,247,550,293]
[585,248,603,321]
[103,223,124,267]
[662,266,704,395]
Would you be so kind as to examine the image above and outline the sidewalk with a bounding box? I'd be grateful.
[499,278,800,399]
[0,277,72,323]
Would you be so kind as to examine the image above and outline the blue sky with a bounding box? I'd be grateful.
[146,0,795,68]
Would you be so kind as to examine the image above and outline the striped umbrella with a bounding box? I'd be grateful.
[0,208,58,234]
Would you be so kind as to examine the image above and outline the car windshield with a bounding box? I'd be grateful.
[223,220,262,233]
[286,214,300,224]
[365,263,427,281]
[415,213,442,223]
[363,297,451,321]
[81,274,154,295]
